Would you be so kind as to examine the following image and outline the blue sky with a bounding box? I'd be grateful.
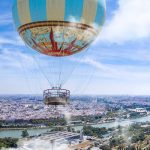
[0,0,150,95]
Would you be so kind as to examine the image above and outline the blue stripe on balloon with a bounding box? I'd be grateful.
[64,0,84,22]
[95,0,105,26]
[12,0,21,28]
[29,0,47,22]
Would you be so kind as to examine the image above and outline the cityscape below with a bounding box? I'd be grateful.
[0,95,149,150]
[0,95,150,120]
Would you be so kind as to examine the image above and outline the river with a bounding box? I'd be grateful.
[0,128,50,138]
[74,115,150,131]
[0,115,149,138]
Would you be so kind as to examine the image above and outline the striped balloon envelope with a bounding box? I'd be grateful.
[12,0,106,57]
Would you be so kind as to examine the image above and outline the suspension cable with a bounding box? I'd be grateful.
[32,54,54,88]
[17,52,34,94]
[80,66,95,95]
[71,47,91,94]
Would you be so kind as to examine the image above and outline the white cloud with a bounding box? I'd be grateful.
[99,0,150,44]
[0,48,35,71]
[0,37,17,45]
[72,56,113,72]
[71,56,150,81]
[0,35,25,46]
[0,13,12,26]
[0,48,50,94]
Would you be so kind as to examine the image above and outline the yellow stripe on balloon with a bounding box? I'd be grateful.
[17,0,31,25]
[46,0,65,21]
[82,0,97,26]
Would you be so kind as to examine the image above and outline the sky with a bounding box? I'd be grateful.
[0,0,150,95]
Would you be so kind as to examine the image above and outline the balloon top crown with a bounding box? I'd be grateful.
[12,0,106,29]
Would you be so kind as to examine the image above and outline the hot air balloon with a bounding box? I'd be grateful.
[12,0,106,106]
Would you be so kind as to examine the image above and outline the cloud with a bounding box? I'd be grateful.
[0,35,25,46]
[0,48,51,94]
[90,46,150,64]
[71,56,150,82]
[99,0,150,44]
[0,48,35,71]
[73,56,114,72]
[0,37,17,46]
[81,57,112,71]
[0,12,12,26]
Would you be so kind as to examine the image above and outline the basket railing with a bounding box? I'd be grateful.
[43,88,70,99]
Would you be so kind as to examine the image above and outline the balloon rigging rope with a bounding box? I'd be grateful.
[17,53,34,94]
[57,27,70,87]
[80,66,95,95]
[60,44,91,87]
[22,46,42,94]
[58,27,66,87]
[58,57,62,87]
[13,22,34,94]
[47,56,55,87]
[32,54,54,88]
[30,54,44,92]
[15,43,34,94]
[58,36,64,86]
[59,26,66,87]
[24,39,54,88]
[71,47,90,94]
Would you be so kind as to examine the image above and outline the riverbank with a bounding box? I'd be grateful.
[0,127,49,131]
[0,115,149,138]
[1,114,149,131]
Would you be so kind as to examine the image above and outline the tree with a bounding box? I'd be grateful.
[83,126,107,138]
[110,138,118,147]
[131,133,145,143]
[0,123,2,128]
[110,137,125,147]
[21,130,29,138]
[0,138,18,149]
[100,145,111,150]
[67,126,72,132]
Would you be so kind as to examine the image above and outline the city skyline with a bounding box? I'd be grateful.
[0,0,150,95]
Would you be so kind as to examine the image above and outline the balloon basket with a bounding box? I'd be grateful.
[43,87,70,106]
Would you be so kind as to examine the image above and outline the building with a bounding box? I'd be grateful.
[129,108,147,113]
